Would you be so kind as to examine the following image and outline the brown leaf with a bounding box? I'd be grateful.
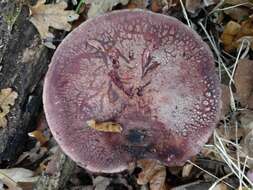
[224,7,250,22]
[221,84,231,118]
[29,0,79,49]
[243,129,253,158]
[28,130,48,145]
[185,0,201,14]
[240,110,253,132]
[221,19,253,51]
[239,110,253,165]
[220,21,241,51]
[137,159,167,190]
[248,94,253,109]
[0,88,18,128]
[224,0,253,7]
[151,0,168,12]
[86,119,123,133]
[127,0,148,9]
[234,59,253,107]
[212,183,228,190]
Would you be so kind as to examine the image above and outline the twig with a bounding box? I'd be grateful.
[187,160,235,189]
[179,0,191,28]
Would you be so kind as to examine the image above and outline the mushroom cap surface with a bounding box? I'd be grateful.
[43,9,221,173]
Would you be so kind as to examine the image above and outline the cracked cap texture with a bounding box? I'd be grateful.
[43,9,221,173]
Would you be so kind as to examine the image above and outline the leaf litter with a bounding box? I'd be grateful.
[0,88,18,128]
[29,0,79,49]
[3,0,253,189]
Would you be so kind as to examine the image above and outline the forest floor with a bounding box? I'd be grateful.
[0,0,253,190]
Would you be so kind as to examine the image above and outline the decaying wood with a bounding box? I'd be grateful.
[0,0,51,166]
[34,149,76,190]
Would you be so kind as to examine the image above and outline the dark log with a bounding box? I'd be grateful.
[0,0,51,167]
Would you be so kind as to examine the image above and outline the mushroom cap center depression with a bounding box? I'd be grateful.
[43,10,220,173]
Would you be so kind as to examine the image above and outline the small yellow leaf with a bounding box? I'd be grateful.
[0,88,18,128]
[28,130,48,145]
[86,119,123,133]
[223,21,241,36]
[29,0,79,49]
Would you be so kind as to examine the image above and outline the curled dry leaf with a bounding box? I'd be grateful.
[28,130,48,145]
[15,142,47,165]
[234,59,253,107]
[220,20,241,51]
[182,163,193,177]
[221,19,253,52]
[137,159,167,190]
[86,0,129,18]
[29,0,79,49]
[86,119,123,133]
[0,88,18,128]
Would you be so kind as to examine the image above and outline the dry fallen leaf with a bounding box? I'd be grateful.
[86,0,129,18]
[221,19,253,51]
[224,0,253,7]
[212,183,228,190]
[240,110,253,132]
[243,129,253,161]
[15,141,48,166]
[137,159,167,190]
[127,0,149,9]
[28,130,48,145]
[93,176,111,190]
[239,110,253,167]
[29,0,79,49]
[221,84,231,118]
[224,7,250,22]
[247,170,253,183]
[234,59,253,107]
[151,0,168,12]
[0,168,38,190]
[220,20,241,51]
[182,163,193,177]
[86,119,123,133]
[185,0,201,14]
[248,94,253,109]
[0,88,18,128]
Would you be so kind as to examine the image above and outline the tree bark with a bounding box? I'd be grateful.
[0,0,51,167]
[34,149,76,190]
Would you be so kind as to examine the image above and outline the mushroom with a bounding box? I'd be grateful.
[43,9,221,173]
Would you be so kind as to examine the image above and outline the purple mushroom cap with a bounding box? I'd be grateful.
[43,9,221,173]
